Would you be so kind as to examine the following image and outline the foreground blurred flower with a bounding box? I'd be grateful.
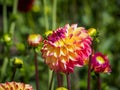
[18,0,34,12]
[42,24,92,73]
[91,52,111,73]
[0,82,34,90]
[27,34,42,47]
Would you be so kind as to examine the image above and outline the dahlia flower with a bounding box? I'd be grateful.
[18,0,34,12]
[91,52,111,73]
[27,34,42,47]
[41,24,92,73]
[0,82,33,90]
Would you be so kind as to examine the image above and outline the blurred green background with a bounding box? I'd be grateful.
[0,0,120,90]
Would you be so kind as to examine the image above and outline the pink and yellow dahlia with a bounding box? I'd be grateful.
[41,24,92,73]
[0,82,33,90]
[91,52,111,73]
[27,34,42,47]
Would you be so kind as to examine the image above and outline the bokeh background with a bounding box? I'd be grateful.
[0,0,120,90]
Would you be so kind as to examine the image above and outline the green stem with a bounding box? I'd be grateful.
[34,50,39,90]
[48,70,54,90]
[3,0,8,33]
[9,0,18,35]
[49,71,54,90]
[11,67,17,81]
[52,0,57,30]
[43,0,49,31]
[0,57,8,81]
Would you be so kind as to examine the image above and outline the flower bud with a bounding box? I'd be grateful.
[13,57,23,68]
[27,34,42,47]
[2,33,12,46]
[45,30,53,37]
[88,28,97,37]
[3,34,11,43]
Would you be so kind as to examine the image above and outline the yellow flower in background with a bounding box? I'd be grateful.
[56,87,68,90]
[27,34,42,47]
[0,82,34,90]
[41,24,92,73]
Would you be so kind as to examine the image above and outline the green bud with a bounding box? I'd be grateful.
[3,34,11,43]
[2,33,12,46]
[88,28,97,37]
[45,30,53,37]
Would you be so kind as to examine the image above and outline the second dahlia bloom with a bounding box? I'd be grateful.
[91,52,111,73]
[41,24,92,73]
[0,82,33,90]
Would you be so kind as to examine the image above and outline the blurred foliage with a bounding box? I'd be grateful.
[0,0,120,90]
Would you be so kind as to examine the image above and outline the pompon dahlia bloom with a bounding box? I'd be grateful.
[0,82,34,90]
[27,34,42,47]
[18,0,34,12]
[41,24,92,73]
[91,52,111,73]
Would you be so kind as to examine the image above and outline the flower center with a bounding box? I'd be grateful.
[29,35,37,40]
[96,56,105,64]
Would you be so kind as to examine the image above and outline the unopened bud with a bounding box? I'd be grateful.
[3,34,11,43]
[27,34,42,47]
[45,30,53,37]
[13,57,23,68]
[88,28,97,37]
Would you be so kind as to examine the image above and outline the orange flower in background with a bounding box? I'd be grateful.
[91,52,111,73]
[0,82,34,90]
[18,0,34,12]
[41,24,92,73]
[27,34,42,47]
